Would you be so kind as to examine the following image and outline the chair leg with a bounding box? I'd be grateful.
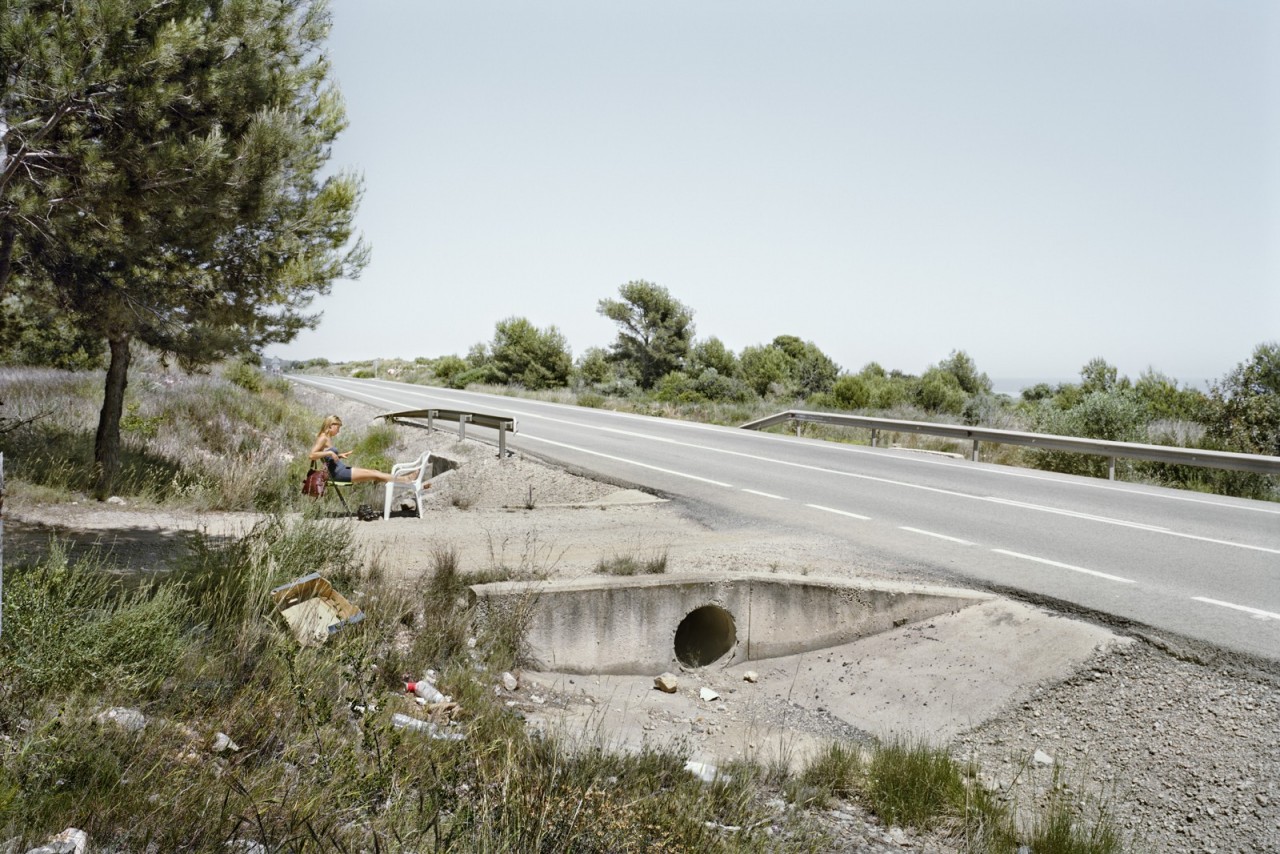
[333,485,355,515]
[383,482,394,521]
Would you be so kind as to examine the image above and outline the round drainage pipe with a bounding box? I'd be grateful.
[674,605,736,667]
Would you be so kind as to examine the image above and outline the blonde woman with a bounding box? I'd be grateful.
[310,415,416,484]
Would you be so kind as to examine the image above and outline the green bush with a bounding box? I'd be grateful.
[223,360,264,392]
[1,544,184,695]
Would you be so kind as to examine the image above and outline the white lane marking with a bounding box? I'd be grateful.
[518,434,734,487]
[805,504,872,521]
[304,375,1280,519]
[291,378,1280,546]
[985,497,1169,532]
[992,549,1136,584]
[742,489,787,500]
[512,410,1280,555]
[1191,597,1280,621]
[900,527,975,546]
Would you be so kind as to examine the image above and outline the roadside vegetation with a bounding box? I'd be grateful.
[0,351,399,511]
[0,364,1129,851]
[291,282,1279,501]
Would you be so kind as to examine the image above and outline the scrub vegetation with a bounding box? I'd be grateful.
[295,284,1278,501]
[0,366,1129,851]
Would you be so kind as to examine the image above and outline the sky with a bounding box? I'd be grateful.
[269,0,1279,390]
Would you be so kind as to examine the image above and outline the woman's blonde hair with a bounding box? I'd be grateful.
[317,415,343,437]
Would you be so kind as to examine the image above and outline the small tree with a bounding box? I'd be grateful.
[1207,342,1280,456]
[772,335,840,397]
[937,350,991,395]
[574,346,613,386]
[489,317,572,390]
[596,281,694,389]
[739,345,791,398]
[689,337,738,378]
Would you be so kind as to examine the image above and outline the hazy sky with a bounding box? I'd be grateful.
[270,0,1279,388]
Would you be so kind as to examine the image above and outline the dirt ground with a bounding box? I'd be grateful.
[6,393,1278,852]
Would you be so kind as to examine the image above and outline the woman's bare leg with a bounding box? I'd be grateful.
[350,467,416,484]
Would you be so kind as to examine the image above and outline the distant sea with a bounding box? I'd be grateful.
[990,376,1214,397]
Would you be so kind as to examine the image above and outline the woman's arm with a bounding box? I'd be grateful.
[310,434,334,462]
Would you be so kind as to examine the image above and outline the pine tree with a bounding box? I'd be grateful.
[1,0,367,495]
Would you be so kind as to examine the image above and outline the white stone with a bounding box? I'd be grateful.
[95,707,146,732]
[699,687,720,702]
[1033,749,1055,766]
[106,496,126,505]
[501,672,519,691]
[654,673,679,693]
[25,827,88,854]
[212,732,240,753]
[743,671,759,683]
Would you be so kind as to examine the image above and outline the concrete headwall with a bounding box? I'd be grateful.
[470,573,990,675]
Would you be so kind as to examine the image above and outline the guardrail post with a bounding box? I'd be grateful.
[427,410,438,433]
[458,413,472,442]
[870,429,879,448]
[1109,457,1116,481]
[498,422,508,459]
[796,420,802,437]
[971,440,980,462]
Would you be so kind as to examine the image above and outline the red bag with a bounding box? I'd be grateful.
[302,466,329,498]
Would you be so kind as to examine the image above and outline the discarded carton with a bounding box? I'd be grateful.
[270,573,364,646]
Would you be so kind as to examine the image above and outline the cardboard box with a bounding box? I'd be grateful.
[270,573,364,646]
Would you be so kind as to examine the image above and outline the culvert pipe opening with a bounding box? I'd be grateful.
[674,605,736,667]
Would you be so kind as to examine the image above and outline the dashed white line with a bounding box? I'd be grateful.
[805,504,872,521]
[1191,597,1280,621]
[518,434,734,487]
[992,549,1136,584]
[900,526,975,546]
[742,489,788,500]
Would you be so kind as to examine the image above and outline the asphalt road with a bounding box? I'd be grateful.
[290,375,1280,664]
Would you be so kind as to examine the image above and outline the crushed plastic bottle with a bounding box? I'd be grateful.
[390,713,465,741]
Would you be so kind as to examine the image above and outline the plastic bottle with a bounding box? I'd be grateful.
[390,713,465,741]
[405,679,447,704]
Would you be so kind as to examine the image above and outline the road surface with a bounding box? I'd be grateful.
[290,375,1280,664]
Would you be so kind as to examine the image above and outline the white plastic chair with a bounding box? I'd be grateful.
[384,451,435,520]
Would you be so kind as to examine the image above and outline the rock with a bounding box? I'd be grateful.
[699,687,720,702]
[654,673,679,693]
[25,828,87,854]
[212,732,240,753]
[106,496,126,506]
[684,760,730,783]
[1033,749,1055,766]
[501,672,519,692]
[743,670,759,683]
[95,707,146,732]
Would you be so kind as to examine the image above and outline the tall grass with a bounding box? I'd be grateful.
[0,354,405,511]
[0,521,803,852]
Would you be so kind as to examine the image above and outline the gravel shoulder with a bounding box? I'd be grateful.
[6,389,1278,852]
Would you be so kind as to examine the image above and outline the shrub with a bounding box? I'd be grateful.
[831,374,871,410]
[223,359,264,392]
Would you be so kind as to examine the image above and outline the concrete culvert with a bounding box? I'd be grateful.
[674,605,736,667]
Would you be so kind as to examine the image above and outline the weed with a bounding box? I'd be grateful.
[597,549,669,576]
[864,739,968,830]
[794,741,862,807]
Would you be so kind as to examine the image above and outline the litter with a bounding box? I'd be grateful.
[390,713,465,741]
[270,573,364,647]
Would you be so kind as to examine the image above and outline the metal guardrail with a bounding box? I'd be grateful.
[381,408,518,459]
[740,410,1280,480]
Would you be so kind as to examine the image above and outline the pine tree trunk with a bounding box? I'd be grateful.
[0,222,14,294]
[93,334,131,499]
